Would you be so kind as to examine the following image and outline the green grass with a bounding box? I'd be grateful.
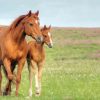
[1,28,100,100]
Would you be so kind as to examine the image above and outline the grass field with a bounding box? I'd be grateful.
[1,27,100,100]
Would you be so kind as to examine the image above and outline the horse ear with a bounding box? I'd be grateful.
[35,10,39,16]
[28,10,32,17]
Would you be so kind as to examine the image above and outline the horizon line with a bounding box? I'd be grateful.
[0,24,100,28]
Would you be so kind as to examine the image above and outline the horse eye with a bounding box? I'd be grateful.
[29,23,33,26]
[44,35,47,38]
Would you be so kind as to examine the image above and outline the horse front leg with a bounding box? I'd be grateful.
[0,65,2,95]
[4,64,16,95]
[3,58,13,95]
[16,58,25,96]
[35,62,44,96]
[3,80,11,95]
[3,58,13,81]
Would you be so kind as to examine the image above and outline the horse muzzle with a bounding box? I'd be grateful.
[47,43,53,48]
[37,36,43,43]
[35,36,43,43]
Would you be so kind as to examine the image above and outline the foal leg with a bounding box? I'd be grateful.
[28,63,34,97]
[35,62,43,96]
[0,65,2,95]
[16,58,25,96]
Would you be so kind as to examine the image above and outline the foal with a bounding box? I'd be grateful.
[27,25,53,96]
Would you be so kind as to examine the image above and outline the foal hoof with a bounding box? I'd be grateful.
[35,92,40,96]
[35,90,41,96]
[35,88,41,96]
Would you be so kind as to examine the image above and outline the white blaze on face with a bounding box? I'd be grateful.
[48,32,53,46]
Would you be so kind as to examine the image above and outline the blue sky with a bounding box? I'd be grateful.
[0,0,100,27]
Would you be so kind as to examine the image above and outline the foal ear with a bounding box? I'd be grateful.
[44,25,46,29]
[27,10,32,17]
[35,10,39,16]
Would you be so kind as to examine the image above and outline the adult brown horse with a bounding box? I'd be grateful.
[0,10,43,96]
[27,25,53,96]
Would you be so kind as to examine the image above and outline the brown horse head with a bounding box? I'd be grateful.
[23,10,43,43]
[41,25,53,48]
[10,10,43,43]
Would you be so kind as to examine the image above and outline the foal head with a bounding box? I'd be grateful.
[41,25,53,48]
[16,10,43,43]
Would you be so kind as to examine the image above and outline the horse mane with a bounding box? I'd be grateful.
[9,14,27,30]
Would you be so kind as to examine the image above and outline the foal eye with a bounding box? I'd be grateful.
[29,23,33,26]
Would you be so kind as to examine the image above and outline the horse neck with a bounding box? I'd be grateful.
[10,24,26,43]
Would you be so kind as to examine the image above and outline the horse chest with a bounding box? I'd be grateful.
[4,42,27,60]
[7,48,24,60]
